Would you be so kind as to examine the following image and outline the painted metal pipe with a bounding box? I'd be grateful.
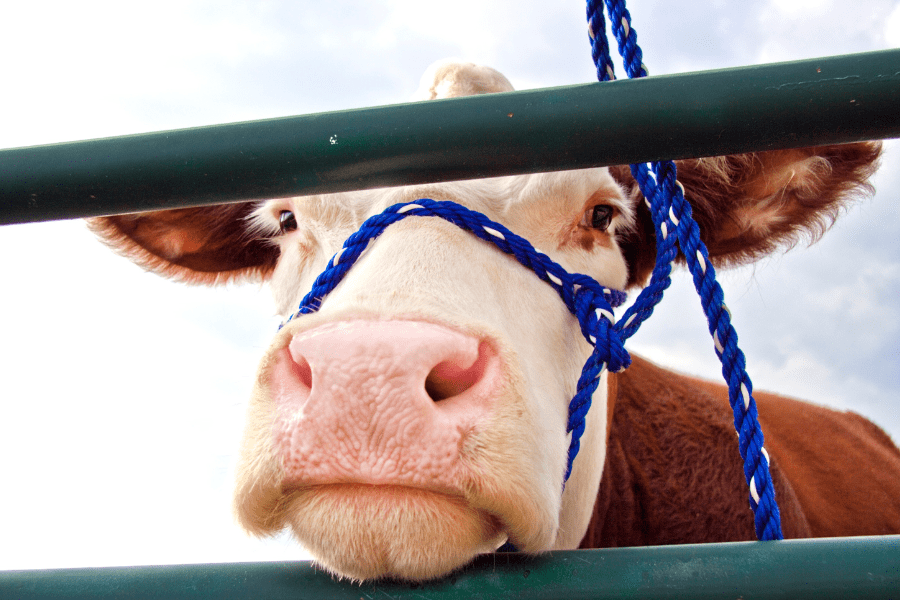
[1,536,898,599]
[1,48,898,225]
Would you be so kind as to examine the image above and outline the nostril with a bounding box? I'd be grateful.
[425,341,492,402]
[290,353,313,390]
[272,346,314,420]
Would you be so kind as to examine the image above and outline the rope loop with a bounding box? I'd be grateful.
[572,277,631,374]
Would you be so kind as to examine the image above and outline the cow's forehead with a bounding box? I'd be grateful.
[370,167,628,218]
[252,167,630,244]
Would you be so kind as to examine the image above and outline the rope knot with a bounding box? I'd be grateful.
[572,278,631,373]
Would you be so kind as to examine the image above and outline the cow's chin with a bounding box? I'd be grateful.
[283,484,505,581]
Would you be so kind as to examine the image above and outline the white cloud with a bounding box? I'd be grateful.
[886,3,900,45]
[765,0,835,18]
[755,0,898,64]
[381,0,564,66]
[0,1,288,147]
[0,221,294,568]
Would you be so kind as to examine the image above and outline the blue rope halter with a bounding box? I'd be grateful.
[280,0,784,548]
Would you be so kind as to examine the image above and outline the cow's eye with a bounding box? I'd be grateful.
[279,210,298,234]
[588,205,614,231]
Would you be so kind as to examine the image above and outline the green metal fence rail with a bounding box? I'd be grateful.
[1,48,899,225]
[2,536,898,600]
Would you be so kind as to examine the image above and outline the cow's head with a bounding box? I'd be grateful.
[90,61,881,581]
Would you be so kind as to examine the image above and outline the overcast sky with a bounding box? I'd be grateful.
[1,0,898,571]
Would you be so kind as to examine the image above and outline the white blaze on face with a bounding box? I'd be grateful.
[233,168,632,580]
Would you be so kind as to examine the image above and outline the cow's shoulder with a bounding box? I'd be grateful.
[751,388,900,537]
[581,354,810,548]
[688,371,900,537]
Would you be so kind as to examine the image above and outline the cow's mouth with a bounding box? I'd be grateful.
[237,316,558,580]
[279,483,507,581]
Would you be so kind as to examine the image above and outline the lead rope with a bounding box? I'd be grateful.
[588,0,783,541]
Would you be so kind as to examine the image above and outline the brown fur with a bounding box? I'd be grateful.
[87,203,277,285]
[580,355,900,548]
[612,142,883,287]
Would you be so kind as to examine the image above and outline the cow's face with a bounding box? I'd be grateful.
[233,169,632,580]
[88,60,880,582]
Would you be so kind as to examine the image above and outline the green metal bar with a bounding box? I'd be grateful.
[1,48,899,225]
[1,536,897,599]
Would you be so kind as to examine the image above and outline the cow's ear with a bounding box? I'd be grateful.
[413,59,515,100]
[88,202,278,285]
[612,142,882,288]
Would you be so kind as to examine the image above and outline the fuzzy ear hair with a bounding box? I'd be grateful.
[413,59,515,100]
[88,202,278,285]
[613,142,883,288]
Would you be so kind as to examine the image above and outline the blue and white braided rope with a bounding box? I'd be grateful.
[587,0,783,541]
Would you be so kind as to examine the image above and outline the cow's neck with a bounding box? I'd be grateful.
[552,370,614,549]
[571,371,624,550]
[605,370,618,441]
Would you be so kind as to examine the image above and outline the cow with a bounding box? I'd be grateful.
[89,61,900,581]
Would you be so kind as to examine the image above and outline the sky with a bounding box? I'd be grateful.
[1,0,899,571]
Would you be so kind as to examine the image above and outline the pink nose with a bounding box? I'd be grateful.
[271,320,501,491]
